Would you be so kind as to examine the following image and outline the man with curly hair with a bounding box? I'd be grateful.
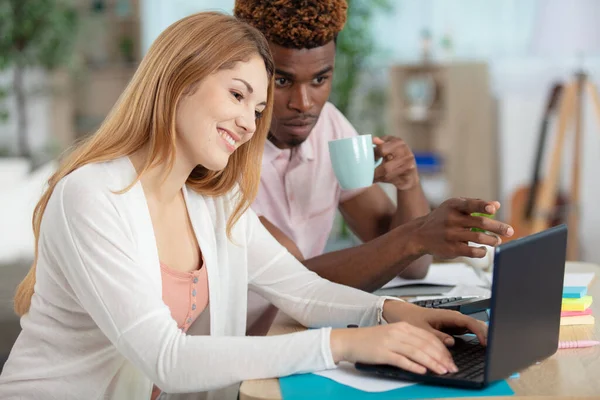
[234,0,513,335]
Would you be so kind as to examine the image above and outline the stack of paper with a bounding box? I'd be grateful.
[560,273,595,326]
[382,263,489,289]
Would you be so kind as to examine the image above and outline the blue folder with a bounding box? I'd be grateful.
[280,373,514,400]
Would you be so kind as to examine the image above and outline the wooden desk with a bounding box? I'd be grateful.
[240,262,600,399]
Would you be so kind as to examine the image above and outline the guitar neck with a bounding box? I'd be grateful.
[524,117,551,220]
[523,83,564,221]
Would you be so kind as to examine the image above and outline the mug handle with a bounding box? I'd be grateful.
[373,144,383,167]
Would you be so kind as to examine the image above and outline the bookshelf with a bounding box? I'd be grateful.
[387,62,498,206]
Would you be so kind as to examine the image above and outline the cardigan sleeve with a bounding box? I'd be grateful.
[246,209,385,328]
[41,174,344,393]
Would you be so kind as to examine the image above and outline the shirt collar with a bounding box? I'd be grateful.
[262,135,315,164]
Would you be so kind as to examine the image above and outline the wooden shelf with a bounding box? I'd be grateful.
[387,62,498,201]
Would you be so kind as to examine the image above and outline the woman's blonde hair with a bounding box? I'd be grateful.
[14,12,275,316]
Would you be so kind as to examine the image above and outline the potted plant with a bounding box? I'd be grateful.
[330,0,391,117]
[0,0,78,173]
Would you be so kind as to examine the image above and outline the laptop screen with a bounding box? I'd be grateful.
[485,224,567,382]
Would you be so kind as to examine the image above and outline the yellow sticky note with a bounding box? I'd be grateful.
[562,296,593,312]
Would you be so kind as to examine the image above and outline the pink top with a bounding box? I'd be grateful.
[159,262,209,331]
[151,261,209,399]
[248,102,366,333]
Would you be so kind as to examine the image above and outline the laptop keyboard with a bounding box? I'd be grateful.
[355,336,487,385]
[443,337,486,381]
[411,297,464,308]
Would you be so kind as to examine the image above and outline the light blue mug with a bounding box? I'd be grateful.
[328,134,382,190]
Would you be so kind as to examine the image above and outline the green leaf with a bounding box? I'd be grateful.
[330,0,392,115]
[0,0,79,70]
[0,0,79,157]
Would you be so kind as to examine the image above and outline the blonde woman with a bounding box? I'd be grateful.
[0,12,486,399]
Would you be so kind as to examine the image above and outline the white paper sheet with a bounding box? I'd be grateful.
[382,263,488,289]
[444,284,492,298]
[313,362,415,392]
[484,272,493,284]
[563,272,595,288]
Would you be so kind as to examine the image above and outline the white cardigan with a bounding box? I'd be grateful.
[0,157,387,399]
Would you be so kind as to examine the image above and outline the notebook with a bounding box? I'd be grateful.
[381,263,488,289]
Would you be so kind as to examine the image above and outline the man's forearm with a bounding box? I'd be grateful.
[392,183,430,227]
[302,219,425,292]
[392,184,432,278]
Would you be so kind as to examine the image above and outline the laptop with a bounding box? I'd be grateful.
[355,224,568,389]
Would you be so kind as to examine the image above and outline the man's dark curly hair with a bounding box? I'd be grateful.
[234,0,348,50]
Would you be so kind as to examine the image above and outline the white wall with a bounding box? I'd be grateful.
[370,0,538,66]
[141,0,234,55]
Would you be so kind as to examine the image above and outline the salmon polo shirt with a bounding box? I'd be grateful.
[248,102,366,328]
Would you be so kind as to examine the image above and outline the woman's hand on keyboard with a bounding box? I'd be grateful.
[330,322,458,375]
[381,300,488,347]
